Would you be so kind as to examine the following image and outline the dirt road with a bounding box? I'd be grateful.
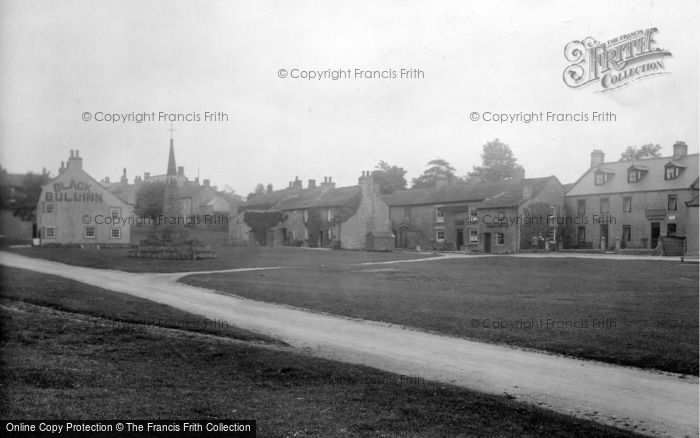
[1,251,697,437]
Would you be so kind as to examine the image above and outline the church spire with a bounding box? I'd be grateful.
[167,123,177,177]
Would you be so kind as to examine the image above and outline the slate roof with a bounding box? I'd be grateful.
[383,177,555,208]
[241,185,361,212]
[566,154,699,196]
[107,181,224,206]
[106,183,141,205]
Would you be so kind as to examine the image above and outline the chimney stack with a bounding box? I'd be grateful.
[590,149,605,168]
[67,149,83,170]
[672,141,688,160]
[293,176,302,190]
[321,176,335,190]
[120,168,128,184]
[59,161,66,174]
[203,179,210,187]
[308,179,316,189]
[144,172,150,180]
[103,176,110,184]
[266,183,273,193]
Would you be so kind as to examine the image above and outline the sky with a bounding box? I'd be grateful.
[0,0,698,195]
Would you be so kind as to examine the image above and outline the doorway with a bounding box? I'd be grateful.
[600,224,609,250]
[650,222,660,248]
[484,233,491,253]
[456,229,464,250]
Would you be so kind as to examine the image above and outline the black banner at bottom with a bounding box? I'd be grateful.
[3,420,256,437]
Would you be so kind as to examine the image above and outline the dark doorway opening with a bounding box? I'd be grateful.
[650,222,660,248]
[456,229,464,250]
[484,233,491,253]
[600,224,609,250]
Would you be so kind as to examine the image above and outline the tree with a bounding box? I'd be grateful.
[411,159,460,189]
[247,183,265,201]
[619,144,662,161]
[371,161,407,195]
[9,172,50,221]
[0,166,9,210]
[468,139,524,183]
[134,182,166,220]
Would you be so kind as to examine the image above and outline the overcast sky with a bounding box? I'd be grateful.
[1,0,698,195]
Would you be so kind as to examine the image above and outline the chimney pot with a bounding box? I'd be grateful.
[203,179,210,187]
[267,183,273,193]
[144,172,150,180]
[308,179,316,189]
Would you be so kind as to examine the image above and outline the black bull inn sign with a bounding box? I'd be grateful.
[52,180,104,202]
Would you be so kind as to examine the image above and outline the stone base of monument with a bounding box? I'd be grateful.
[127,228,217,260]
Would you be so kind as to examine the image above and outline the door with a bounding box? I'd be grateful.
[456,229,464,250]
[600,224,609,250]
[484,233,491,253]
[650,222,660,248]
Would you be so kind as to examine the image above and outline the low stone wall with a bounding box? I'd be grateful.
[128,245,217,260]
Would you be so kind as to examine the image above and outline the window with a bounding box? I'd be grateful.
[327,208,334,222]
[594,172,609,185]
[667,223,677,237]
[110,207,120,219]
[577,226,586,243]
[110,228,121,239]
[468,228,478,243]
[44,227,56,239]
[546,206,556,225]
[628,170,639,182]
[623,196,632,213]
[622,225,631,242]
[667,194,677,211]
[303,210,309,223]
[44,202,56,213]
[84,226,96,239]
[577,199,586,216]
[304,228,309,240]
[469,207,478,223]
[495,232,504,245]
[435,208,444,223]
[436,230,445,242]
[45,192,54,201]
[665,166,681,180]
[600,198,609,214]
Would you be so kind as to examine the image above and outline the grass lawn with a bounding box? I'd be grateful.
[2,242,434,273]
[0,268,640,437]
[183,256,699,375]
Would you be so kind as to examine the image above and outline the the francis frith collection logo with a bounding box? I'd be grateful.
[563,28,672,92]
